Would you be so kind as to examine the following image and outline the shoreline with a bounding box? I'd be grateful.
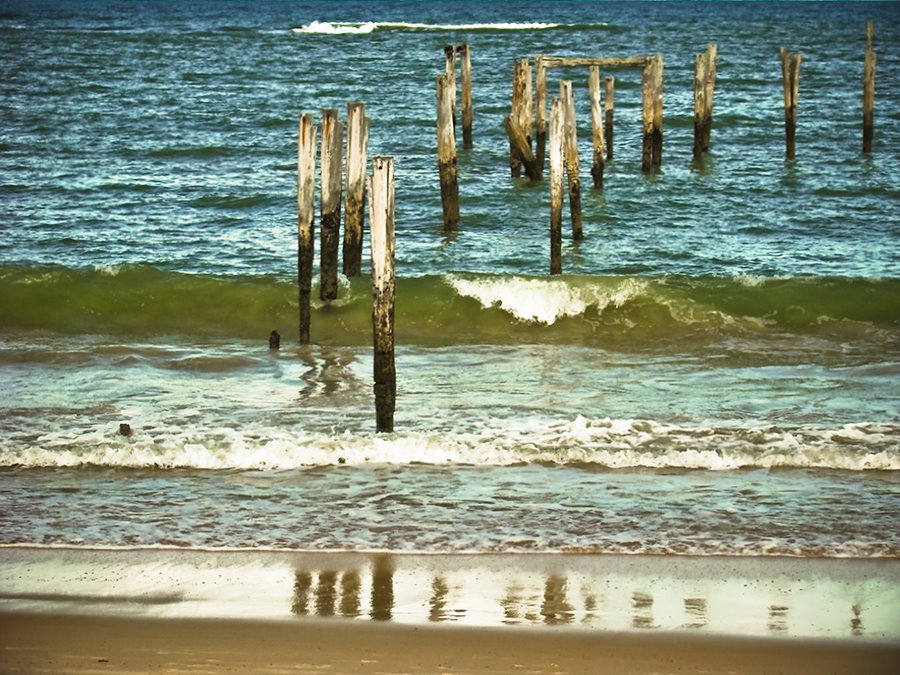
[2,547,898,636]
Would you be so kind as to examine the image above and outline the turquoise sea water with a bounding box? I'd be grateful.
[1,2,899,559]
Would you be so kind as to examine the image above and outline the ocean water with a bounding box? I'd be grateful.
[1,0,899,566]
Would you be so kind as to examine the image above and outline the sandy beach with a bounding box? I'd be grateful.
[2,610,899,674]
[1,548,898,673]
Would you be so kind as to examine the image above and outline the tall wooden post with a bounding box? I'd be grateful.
[368,157,396,433]
[780,47,802,160]
[604,75,615,161]
[509,59,533,178]
[436,73,460,230]
[297,113,317,344]
[458,44,473,149]
[588,65,606,189]
[641,56,664,172]
[444,45,457,128]
[343,102,369,278]
[863,20,876,153]
[319,108,343,300]
[560,81,583,241]
[535,56,548,175]
[693,43,717,158]
[549,97,564,275]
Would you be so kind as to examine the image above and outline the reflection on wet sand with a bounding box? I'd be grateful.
[286,555,882,640]
[683,597,708,630]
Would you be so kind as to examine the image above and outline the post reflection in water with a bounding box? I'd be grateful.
[370,555,393,622]
[768,604,789,634]
[284,558,887,640]
[683,597,708,630]
[541,576,575,625]
[631,591,655,630]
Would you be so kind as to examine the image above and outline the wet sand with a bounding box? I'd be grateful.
[1,548,898,673]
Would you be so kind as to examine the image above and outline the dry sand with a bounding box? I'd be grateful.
[2,611,899,674]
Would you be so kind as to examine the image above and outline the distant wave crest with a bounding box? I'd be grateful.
[291,20,577,35]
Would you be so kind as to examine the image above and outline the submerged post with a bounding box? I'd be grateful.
[549,97,564,275]
[863,20,876,153]
[588,65,606,189]
[560,81,583,240]
[780,47,802,159]
[458,44,473,149]
[436,73,460,230]
[368,157,396,433]
[343,102,369,278]
[604,75,615,161]
[509,58,533,177]
[297,113,317,344]
[319,108,343,300]
[693,43,717,158]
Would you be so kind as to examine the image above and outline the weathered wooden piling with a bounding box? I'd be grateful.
[604,75,615,161]
[641,55,664,172]
[343,102,369,278]
[503,114,542,180]
[779,47,802,160]
[457,44,473,149]
[560,81,583,240]
[535,57,548,175]
[444,45,457,128]
[319,109,343,300]
[509,59,533,177]
[436,73,460,230]
[693,43,717,158]
[368,156,396,433]
[549,97,564,275]
[588,66,606,189]
[297,113,317,344]
[863,20,876,153]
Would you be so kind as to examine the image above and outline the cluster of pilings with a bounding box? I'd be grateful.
[296,106,397,432]
[298,24,880,431]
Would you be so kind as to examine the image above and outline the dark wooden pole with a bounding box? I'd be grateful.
[604,75,615,161]
[368,157,396,433]
[343,102,369,278]
[319,108,343,300]
[589,65,605,189]
[297,113,316,344]
[549,97,564,275]
[458,44,473,149]
[436,73,460,230]
[863,20,876,154]
[780,47,802,160]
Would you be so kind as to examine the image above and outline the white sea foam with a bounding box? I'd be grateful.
[446,275,649,325]
[291,21,565,34]
[2,418,897,471]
